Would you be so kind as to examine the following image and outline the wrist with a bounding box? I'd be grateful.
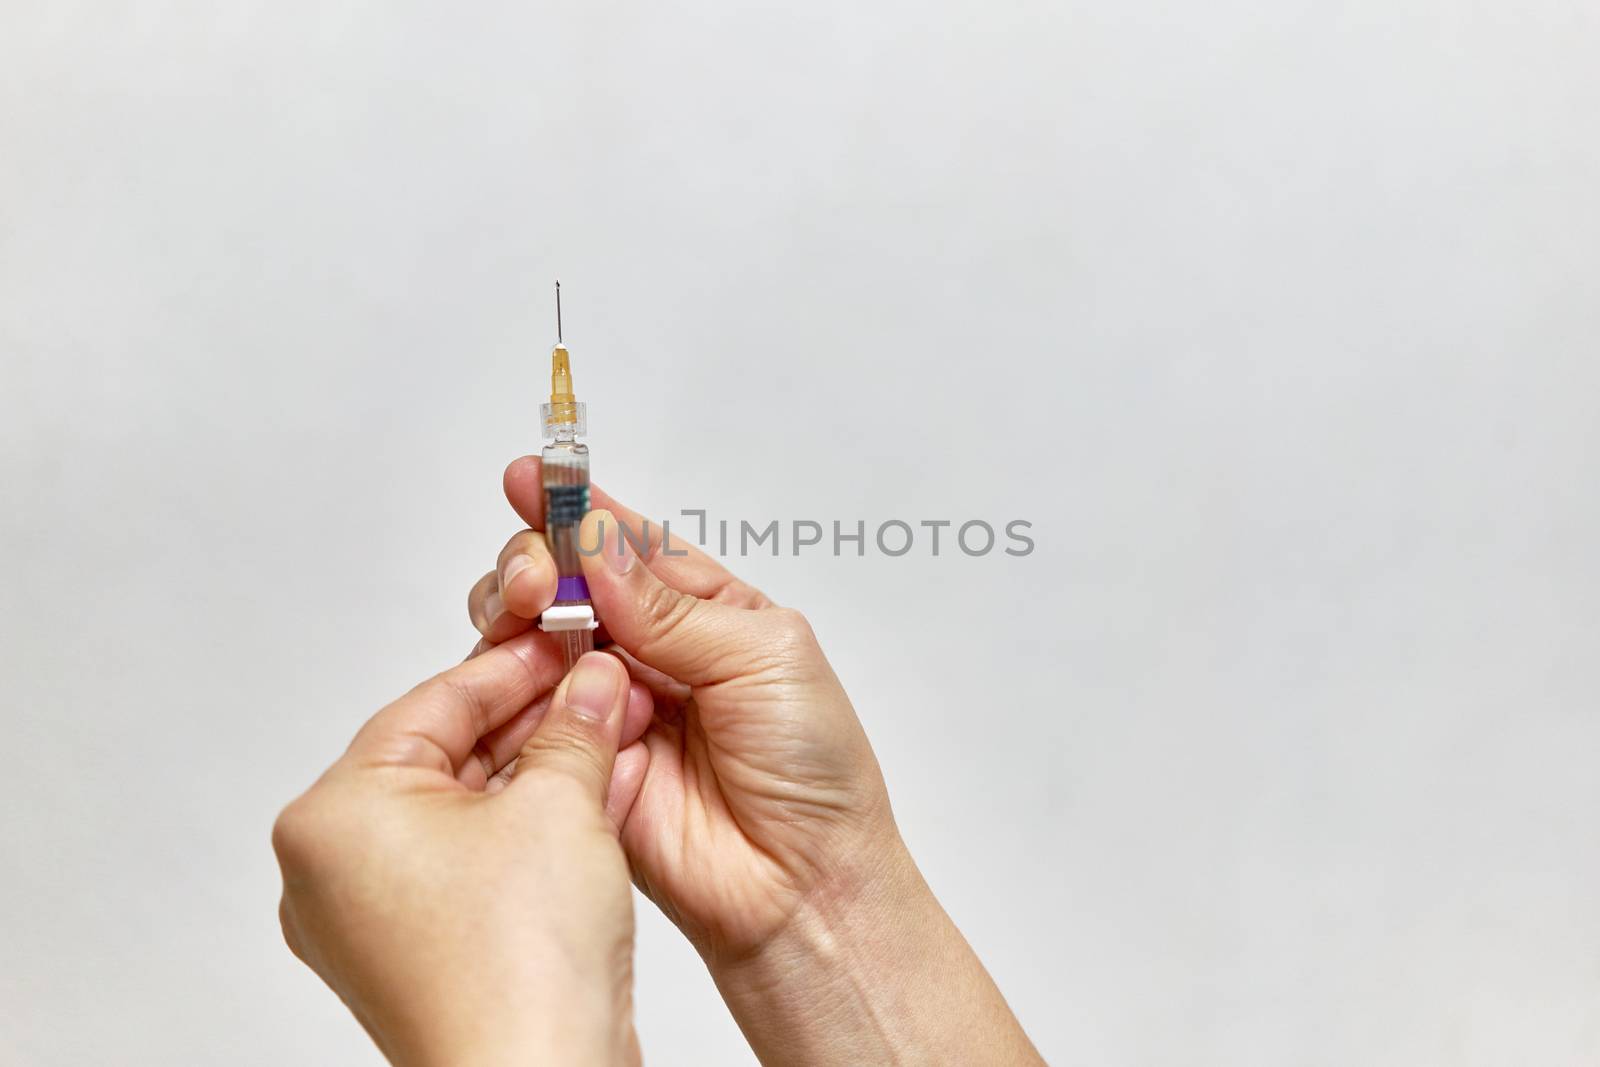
[404,1009,628,1067]
[382,964,632,1067]
[707,831,1042,1067]
[707,833,944,1066]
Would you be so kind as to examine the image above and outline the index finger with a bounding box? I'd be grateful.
[502,455,770,608]
[343,630,568,777]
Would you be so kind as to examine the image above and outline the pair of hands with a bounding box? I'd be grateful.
[273,458,1039,1065]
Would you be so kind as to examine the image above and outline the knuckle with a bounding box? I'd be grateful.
[759,607,827,679]
[770,607,819,648]
[641,582,696,638]
[270,796,318,869]
[467,571,495,624]
[277,897,305,960]
[517,733,605,790]
[412,672,470,717]
[397,674,485,755]
[271,788,353,876]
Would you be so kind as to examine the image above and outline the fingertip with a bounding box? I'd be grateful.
[503,456,545,530]
[562,650,629,725]
[468,570,497,634]
[605,740,652,831]
[479,577,540,643]
[578,509,635,585]
[579,507,615,544]
[588,484,622,518]
[503,454,541,489]
[621,679,654,746]
[501,551,558,617]
[504,650,627,795]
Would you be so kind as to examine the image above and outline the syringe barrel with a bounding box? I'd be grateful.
[560,628,592,670]
[542,439,591,594]
[541,439,595,670]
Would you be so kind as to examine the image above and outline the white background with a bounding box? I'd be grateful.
[3,2,1598,1064]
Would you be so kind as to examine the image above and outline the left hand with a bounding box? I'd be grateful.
[272,641,653,1066]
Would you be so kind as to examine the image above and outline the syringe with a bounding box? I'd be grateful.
[537,281,597,671]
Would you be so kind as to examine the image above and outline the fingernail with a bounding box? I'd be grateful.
[604,519,636,576]
[483,590,504,626]
[564,654,622,721]
[502,553,536,589]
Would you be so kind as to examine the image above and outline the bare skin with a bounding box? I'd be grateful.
[464,458,1044,1065]
[273,647,649,1066]
[275,456,1042,1065]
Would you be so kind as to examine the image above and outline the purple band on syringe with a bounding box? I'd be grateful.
[555,576,591,602]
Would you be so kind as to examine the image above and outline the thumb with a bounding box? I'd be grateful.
[509,652,629,799]
[579,509,791,687]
